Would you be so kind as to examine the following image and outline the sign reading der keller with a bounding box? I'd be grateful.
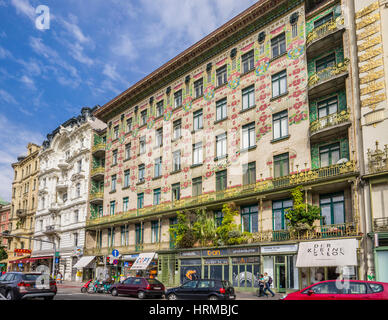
[296,239,358,267]
[130,253,155,271]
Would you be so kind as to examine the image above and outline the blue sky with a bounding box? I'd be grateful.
[0,0,257,201]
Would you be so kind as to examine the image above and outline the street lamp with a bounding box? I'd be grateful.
[0,232,57,278]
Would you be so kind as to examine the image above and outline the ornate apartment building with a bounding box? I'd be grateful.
[31,108,106,281]
[83,0,388,292]
[6,143,40,271]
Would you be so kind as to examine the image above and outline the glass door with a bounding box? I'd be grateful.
[276,264,286,293]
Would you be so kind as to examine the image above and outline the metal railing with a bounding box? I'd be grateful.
[90,192,104,201]
[92,143,106,154]
[91,167,105,176]
[308,58,350,89]
[374,217,388,232]
[306,16,345,47]
[310,110,350,135]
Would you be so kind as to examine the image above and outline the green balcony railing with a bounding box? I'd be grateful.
[91,166,105,176]
[306,16,345,47]
[92,143,106,155]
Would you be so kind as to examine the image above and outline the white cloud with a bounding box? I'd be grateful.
[111,34,137,60]
[0,46,12,59]
[10,0,35,22]
[20,75,36,89]
[0,89,17,104]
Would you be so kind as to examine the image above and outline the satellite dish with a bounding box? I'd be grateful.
[337,158,348,164]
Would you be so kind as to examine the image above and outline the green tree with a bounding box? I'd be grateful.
[285,186,321,233]
[0,245,7,261]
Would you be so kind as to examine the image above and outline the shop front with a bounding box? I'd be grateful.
[373,233,388,283]
[72,256,96,282]
[296,238,359,289]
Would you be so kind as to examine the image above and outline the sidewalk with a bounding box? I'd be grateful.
[56,280,85,289]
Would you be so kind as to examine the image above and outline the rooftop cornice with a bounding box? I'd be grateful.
[94,0,301,122]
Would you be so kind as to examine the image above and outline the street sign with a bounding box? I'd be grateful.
[113,259,118,265]
[55,252,60,257]
[112,249,119,257]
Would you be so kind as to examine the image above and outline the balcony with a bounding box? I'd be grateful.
[251,222,360,243]
[43,224,59,235]
[58,160,69,170]
[367,141,388,174]
[308,58,349,98]
[91,167,105,181]
[48,203,60,213]
[56,180,67,191]
[92,143,106,158]
[306,16,345,56]
[87,161,357,227]
[374,218,388,232]
[90,191,104,204]
[309,110,351,142]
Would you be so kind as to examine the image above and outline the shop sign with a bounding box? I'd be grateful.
[229,247,259,255]
[261,244,298,254]
[202,249,228,257]
[14,249,31,254]
[296,239,358,267]
[180,259,202,266]
[231,256,260,264]
[179,250,201,257]
[130,252,155,270]
[204,258,229,265]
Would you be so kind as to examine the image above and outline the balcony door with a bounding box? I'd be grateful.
[320,192,345,226]
[319,143,340,167]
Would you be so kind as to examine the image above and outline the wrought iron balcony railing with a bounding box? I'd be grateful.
[306,16,345,47]
[91,166,105,177]
[374,217,388,232]
[92,143,106,155]
[310,110,350,135]
[308,58,350,89]
[367,141,388,174]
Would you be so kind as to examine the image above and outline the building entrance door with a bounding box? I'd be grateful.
[276,264,286,293]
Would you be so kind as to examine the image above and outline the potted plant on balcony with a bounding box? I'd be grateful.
[285,186,321,239]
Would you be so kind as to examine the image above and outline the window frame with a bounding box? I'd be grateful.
[194,78,203,98]
[242,85,255,111]
[271,32,286,59]
[216,65,227,87]
[273,153,289,178]
[272,70,287,98]
[272,110,289,140]
[241,50,255,73]
[216,170,227,191]
[241,122,256,150]
[216,98,227,121]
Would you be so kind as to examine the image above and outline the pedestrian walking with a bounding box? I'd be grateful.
[56,272,63,284]
[263,272,275,297]
[257,274,266,297]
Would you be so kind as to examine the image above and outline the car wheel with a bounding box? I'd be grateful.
[208,295,218,300]
[167,293,177,300]
[137,291,145,299]
[111,288,118,296]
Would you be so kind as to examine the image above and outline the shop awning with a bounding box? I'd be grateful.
[7,255,30,264]
[296,239,358,268]
[130,252,156,271]
[28,256,53,262]
[72,256,95,269]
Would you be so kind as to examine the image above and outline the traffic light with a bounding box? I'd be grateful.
[106,256,110,265]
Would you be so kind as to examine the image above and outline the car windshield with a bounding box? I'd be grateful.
[0,274,7,281]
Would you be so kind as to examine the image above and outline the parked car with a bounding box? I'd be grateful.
[282,280,388,300]
[166,279,236,300]
[0,272,57,300]
[110,277,165,299]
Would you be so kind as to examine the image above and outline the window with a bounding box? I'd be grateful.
[110,201,115,215]
[192,177,202,197]
[193,109,203,131]
[181,280,198,289]
[304,282,339,294]
[172,183,180,201]
[273,110,288,140]
[173,150,181,171]
[77,160,82,173]
[111,175,117,191]
[108,228,115,247]
[216,65,227,86]
[112,149,118,165]
[192,143,203,165]
[242,85,255,110]
[271,32,286,58]
[141,110,147,125]
[63,193,67,203]
[76,183,81,197]
[242,50,254,73]
[315,53,336,73]
[243,162,256,185]
[137,193,144,209]
[273,199,293,230]
[319,143,340,167]
[124,170,130,188]
[139,136,146,154]
[292,23,298,38]
[314,12,334,28]
[216,170,227,191]
[151,220,159,243]
[114,126,119,140]
[274,153,289,178]
[216,98,227,121]
[194,78,203,98]
[153,188,161,205]
[241,205,258,233]
[125,143,131,160]
[155,128,163,147]
[320,192,345,225]
[73,233,78,247]
[123,197,129,212]
[214,210,224,227]
[348,282,367,294]
[126,118,132,132]
[272,70,287,98]
[216,133,227,159]
[174,90,182,108]
[156,100,164,117]
[138,164,145,183]
[154,157,162,178]
[135,223,143,244]
[317,96,338,119]
[173,119,181,140]
[121,225,128,246]
[242,122,255,150]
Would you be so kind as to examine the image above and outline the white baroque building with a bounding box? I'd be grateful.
[32,107,105,281]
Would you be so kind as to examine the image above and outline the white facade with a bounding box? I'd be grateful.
[32,108,105,281]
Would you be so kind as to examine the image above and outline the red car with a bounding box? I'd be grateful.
[110,277,165,299]
[282,280,388,300]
